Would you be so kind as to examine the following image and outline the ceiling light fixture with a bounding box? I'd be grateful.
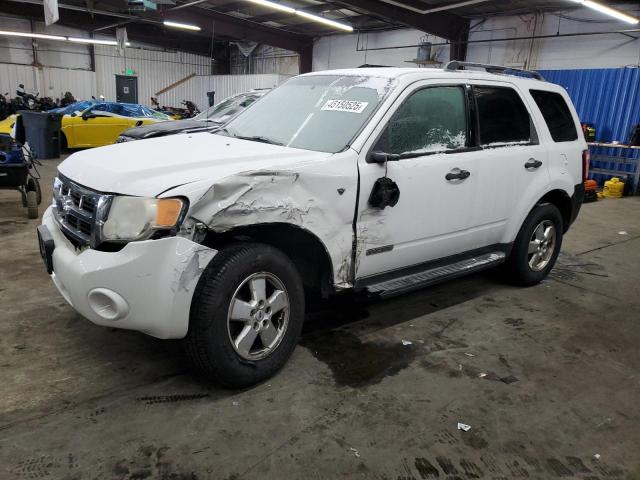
[0,30,130,46]
[243,0,353,31]
[163,20,202,31]
[571,0,639,25]
[247,0,294,14]
[69,37,131,46]
[0,30,66,41]
[295,10,353,31]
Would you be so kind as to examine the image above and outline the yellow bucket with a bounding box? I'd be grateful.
[603,177,624,198]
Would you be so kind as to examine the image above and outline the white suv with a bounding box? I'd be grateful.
[37,62,587,387]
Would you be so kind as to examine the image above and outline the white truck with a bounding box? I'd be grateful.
[37,62,587,387]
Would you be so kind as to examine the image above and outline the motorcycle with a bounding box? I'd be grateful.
[0,93,11,120]
[39,96,58,111]
[15,84,40,111]
[148,98,200,119]
[60,91,76,107]
[182,100,200,118]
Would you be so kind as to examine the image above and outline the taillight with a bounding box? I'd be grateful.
[582,149,590,183]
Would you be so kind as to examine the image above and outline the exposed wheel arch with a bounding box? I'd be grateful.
[202,223,335,299]
[536,189,572,232]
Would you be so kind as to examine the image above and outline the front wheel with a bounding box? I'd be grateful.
[506,204,563,286]
[183,243,305,388]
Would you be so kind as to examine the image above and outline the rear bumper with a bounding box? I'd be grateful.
[42,207,216,339]
[569,182,585,227]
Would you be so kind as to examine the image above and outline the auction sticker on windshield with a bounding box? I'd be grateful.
[321,99,369,113]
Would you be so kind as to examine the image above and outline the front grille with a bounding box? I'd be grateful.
[52,174,112,248]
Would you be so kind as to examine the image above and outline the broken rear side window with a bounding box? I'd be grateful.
[529,90,579,142]
[475,86,534,146]
[375,86,468,156]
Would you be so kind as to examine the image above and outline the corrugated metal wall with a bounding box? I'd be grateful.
[0,64,96,100]
[39,68,97,100]
[193,74,290,107]
[0,63,288,111]
[0,64,39,94]
[1,46,290,111]
[94,46,212,106]
[541,67,640,187]
[230,45,299,76]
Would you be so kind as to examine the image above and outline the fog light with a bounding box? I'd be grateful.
[87,288,129,321]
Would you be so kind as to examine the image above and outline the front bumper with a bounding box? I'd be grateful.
[41,207,216,339]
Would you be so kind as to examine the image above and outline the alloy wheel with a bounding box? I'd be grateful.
[527,220,557,272]
[226,272,290,360]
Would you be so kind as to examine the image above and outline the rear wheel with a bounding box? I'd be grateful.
[184,243,305,388]
[506,204,563,286]
[26,190,38,219]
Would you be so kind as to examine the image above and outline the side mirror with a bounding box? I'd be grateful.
[367,151,400,163]
[82,112,95,120]
[368,151,388,163]
[70,112,77,117]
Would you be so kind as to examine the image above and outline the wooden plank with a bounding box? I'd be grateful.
[155,73,197,96]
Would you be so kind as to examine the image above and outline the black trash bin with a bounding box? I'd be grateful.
[18,110,63,159]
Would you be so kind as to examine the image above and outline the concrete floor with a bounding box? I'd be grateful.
[1,157,639,480]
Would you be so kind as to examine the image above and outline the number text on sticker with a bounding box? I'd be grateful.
[321,99,369,114]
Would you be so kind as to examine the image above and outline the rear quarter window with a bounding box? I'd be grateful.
[474,86,535,146]
[529,90,578,142]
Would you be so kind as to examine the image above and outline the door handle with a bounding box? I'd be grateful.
[524,158,543,169]
[445,169,471,181]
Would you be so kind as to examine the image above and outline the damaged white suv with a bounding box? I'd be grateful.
[38,62,587,387]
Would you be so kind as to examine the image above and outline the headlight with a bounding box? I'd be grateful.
[102,196,186,241]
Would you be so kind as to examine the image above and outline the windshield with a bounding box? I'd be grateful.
[195,92,261,123]
[220,75,396,153]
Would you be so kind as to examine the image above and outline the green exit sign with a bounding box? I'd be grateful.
[124,68,136,75]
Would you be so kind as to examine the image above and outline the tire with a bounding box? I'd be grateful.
[27,178,42,205]
[26,190,38,219]
[184,243,305,388]
[506,203,563,286]
[35,179,42,205]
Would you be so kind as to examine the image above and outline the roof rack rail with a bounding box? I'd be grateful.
[443,61,545,81]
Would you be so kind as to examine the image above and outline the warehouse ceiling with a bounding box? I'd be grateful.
[1,0,638,59]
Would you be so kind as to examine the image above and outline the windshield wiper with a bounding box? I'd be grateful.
[214,127,232,136]
[232,134,283,146]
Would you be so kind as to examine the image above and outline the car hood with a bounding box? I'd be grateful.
[120,119,212,139]
[58,132,331,197]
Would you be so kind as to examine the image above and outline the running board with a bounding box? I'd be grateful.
[363,252,506,297]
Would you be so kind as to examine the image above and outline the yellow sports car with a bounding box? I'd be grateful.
[0,101,170,148]
[0,114,18,135]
